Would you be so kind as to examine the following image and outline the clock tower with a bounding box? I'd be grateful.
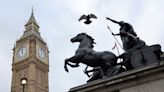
[11,11,49,92]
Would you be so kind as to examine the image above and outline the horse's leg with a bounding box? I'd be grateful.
[67,62,79,67]
[87,69,102,82]
[64,59,69,72]
[64,53,84,72]
[64,58,80,72]
[84,66,90,77]
[100,68,106,79]
[84,67,101,77]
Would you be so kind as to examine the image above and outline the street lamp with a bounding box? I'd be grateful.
[21,78,27,92]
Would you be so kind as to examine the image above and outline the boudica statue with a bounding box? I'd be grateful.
[64,33,125,82]
[64,18,162,82]
[106,18,162,70]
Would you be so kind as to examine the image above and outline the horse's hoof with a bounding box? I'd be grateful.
[64,66,69,72]
[65,69,69,72]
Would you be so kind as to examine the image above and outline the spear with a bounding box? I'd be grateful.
[112,42,120,56]
[107,26,123,50]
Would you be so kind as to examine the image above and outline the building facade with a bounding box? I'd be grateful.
[11,11,49,92]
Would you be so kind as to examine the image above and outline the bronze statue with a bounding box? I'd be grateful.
[106,17,162,70]
[106,17,139,51]
[64,33,124,82]
[64,17,162,83]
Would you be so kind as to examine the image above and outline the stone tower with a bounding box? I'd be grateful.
[11,11,49,92]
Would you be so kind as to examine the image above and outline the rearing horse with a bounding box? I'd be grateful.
[64,33,117,76]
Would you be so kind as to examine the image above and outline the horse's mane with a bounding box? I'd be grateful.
[80,33,96,48]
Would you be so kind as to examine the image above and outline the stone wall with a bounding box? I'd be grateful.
[69,53,164,92]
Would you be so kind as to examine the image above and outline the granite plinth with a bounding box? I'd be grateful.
[69,53,164,92]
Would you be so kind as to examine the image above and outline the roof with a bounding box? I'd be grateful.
[25,11,39,27]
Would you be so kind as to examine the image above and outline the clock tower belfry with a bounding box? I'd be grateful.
[11,11,49,92]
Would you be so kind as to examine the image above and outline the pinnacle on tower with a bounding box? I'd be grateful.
[22,9,41,39]
[25,9,39,28]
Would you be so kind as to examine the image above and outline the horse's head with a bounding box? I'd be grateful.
[71,33,96,48]
[70,33,87,43]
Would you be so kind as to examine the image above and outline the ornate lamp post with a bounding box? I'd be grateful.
[21,78,27,92]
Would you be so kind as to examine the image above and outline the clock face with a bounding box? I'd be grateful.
[17,46,27,59]
[38,47,46,59]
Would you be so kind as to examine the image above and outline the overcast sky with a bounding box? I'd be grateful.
[0,0,164,92]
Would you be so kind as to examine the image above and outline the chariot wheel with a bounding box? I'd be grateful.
[130,49,158,69]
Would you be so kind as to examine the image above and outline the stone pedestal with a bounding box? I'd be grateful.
[69,54,164,92]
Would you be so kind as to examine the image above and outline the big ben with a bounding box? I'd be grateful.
[11,11,49,92]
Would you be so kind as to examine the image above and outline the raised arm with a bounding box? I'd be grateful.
[106,17,120,24]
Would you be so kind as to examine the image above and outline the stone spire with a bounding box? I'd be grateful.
[20,9,42,39]
[25,9,39,26]
[25,9,39,31]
